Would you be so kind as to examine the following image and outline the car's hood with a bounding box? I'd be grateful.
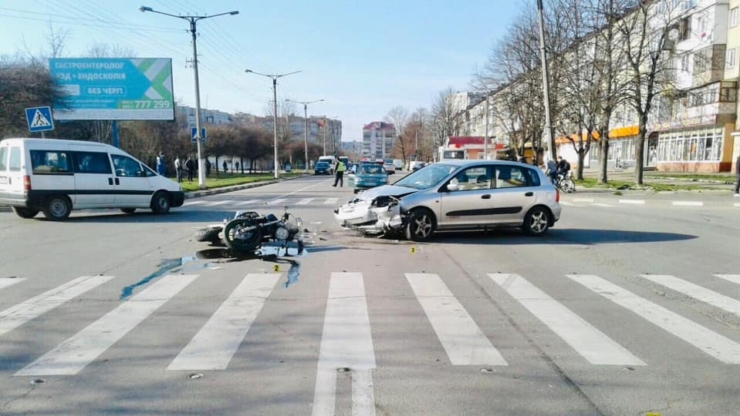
[357,184,417,200]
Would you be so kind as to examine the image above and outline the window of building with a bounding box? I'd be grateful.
[731,7,738,28]
[720,85,737,102]
[679,17,691,41]
[727,47,737,69]
[657,128,724,163]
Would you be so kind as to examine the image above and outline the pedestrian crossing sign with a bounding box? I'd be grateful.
[25,106,55,133]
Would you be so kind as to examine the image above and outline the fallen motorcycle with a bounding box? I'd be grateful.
[195,207,307,258]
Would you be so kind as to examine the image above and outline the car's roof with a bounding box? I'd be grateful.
[436,159,533,167]
[1,138,109,148]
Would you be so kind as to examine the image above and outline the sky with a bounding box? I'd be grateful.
[0,0,523,141]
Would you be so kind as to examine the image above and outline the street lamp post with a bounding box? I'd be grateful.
[139,6,238,190]
[286,99,323,172]
[536,0,557,161]
[245,70,301,179]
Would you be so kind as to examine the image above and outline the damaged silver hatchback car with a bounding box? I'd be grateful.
[334,160,562,241]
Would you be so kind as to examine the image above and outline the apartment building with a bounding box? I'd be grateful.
[362,122,396,160]
[726,0,740,172]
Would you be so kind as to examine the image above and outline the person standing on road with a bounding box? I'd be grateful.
[156,152,165,176]
[332,159,346,187]
[174,156,183,183]
[185,157,194,182]
[734,155,740,197]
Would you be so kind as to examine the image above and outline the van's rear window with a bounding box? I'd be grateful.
[30,150,72,174]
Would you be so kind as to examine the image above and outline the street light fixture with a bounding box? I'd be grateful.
[286,98,324,172]
[245,69,301,179]
[139,5,239,190]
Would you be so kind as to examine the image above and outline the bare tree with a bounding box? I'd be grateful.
[430,88,457,160]
[385,106,410,164]
[616,0,682,185]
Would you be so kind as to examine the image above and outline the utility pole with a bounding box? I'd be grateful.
[322,117,327,156]
[484,94,490,160]
[537,0,557,161]
[139,6,239,189]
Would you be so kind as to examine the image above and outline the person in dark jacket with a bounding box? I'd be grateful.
[734,156,740,197]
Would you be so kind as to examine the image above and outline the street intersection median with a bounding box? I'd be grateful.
[183,172,309,199]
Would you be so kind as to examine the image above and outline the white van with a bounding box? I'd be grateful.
[317,155,336,174]
[0,138,184,220]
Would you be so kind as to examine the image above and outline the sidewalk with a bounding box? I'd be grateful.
[579,168,738,192]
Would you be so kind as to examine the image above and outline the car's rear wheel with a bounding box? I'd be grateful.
[42,196,72,221]
[523,206,551,236]
[405,209,436,242]
[12,206,39,219]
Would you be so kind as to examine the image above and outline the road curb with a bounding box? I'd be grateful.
[183,174,309,199]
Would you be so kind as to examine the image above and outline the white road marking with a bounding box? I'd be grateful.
[236,200,259,206]
[183,200,206,206]
[715,275,740,285]
[559,201,575,206]
[568,274,740,364]
[490,274,644,366]
[16,275,198,376]
[593,203,614,208]
[0,276,113,338]
[405,273,507,366]
[618,199,645,205]
[324,198,339,205]
[312,272,376,416]
[573,198,595,203]
[296,198,315,205]
[266,198,287,205]
[0,277,25,291]
[734,203,740,208]
[205,200,233,206]
[168,274,280,371]
[641,275,740,318]
[672,201,703,207]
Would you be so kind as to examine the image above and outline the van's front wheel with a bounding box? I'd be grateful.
[42,196,72,221]
[12,206,39,219]
[151,191,171,214]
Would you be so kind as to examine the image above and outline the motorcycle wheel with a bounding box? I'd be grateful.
[222,218,262,252]
[564,179,576,193]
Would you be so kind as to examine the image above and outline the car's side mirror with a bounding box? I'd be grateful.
[446,182,459,192]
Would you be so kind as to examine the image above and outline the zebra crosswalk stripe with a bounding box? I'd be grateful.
[715,275,740,286]
[16,274,198,376]
[567,274,740,364]
[266,198,287,205]
[323,198,338,204]
[183,200,206,206]
[405,273,507,366]
[641,275,740,318]
[168,274,280,371]
[0,277,25,291]
[296,198,314,205]
[490,274,644,366]
[205,200,233,206]
[0,276,114,338]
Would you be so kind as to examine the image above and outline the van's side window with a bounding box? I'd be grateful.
[111,154,143,177]
[9,147,21,172]
[0,147,7,171]
[71,152,112,174]
[31,150,73,174]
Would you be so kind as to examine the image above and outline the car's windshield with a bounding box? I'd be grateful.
[316,162,329,168]
[395,163,457,190]
[359,164,383,174]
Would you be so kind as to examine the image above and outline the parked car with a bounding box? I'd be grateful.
[0,138,184,220]
[393,159,404,170]
[314,161,331,175]
[410,161,426,171]
[348,163,388,194]
[383,161,396,175]
[334,160,561,241]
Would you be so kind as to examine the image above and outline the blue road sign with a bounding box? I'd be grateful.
[25,106,55,133]
[191,128,207,143]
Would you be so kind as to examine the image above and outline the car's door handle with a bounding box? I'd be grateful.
[115,178,120,185]
[525,192,534,197]
[108,177,113,185]
[481,194,491,199]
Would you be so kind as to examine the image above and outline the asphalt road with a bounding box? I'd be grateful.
[1,174,739,416]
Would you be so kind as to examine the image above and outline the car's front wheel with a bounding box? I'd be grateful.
[523,206,551,236]
[405,209,436,242]
[151,191,171,214]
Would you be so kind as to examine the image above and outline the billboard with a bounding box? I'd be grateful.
[49,58,174,121]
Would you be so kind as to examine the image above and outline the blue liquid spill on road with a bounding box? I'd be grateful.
[285,261,300,288]
[119,256,212,300]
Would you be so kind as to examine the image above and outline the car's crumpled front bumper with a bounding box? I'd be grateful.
[333,197,403,234]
